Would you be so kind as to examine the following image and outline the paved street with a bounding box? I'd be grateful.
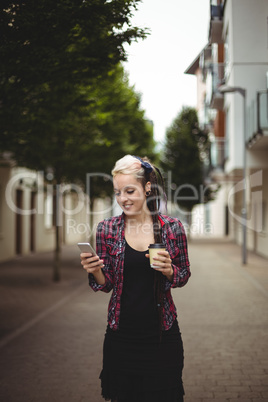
[0,240,267,402]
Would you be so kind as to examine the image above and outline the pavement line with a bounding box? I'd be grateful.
[0,282,87,349]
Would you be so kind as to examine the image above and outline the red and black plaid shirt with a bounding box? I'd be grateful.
[89,213,191,331]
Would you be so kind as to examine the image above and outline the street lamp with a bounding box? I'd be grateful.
[218,84,247,265]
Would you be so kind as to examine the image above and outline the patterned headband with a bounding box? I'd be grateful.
[132,155,153,173]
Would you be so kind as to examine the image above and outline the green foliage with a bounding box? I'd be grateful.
[0,0,155,193]
[69,65,157,197]
[0,0,146,86]
[0,0,158,283]
[0,0,156,281]
[0,0,146,151]
[161,107,214,212]
[0,62,156,190]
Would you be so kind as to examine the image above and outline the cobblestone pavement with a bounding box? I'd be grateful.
[0,240,267,402]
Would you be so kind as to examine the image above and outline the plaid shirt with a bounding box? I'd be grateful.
[89,213,190,331]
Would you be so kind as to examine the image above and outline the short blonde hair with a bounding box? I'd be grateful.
[112,155,145,180]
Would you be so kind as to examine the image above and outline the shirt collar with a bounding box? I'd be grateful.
[158,214,168,227]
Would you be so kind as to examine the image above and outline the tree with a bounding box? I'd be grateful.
[161,107,216,227]
[0,0,146,85]
[71,64,157,235]
[0,0,154,281]
[0,63,156,280]
[0,0,147,149]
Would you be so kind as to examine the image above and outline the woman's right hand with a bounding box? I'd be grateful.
[80,253,104,274]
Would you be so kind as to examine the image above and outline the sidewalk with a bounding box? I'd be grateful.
[180,239,268,402]
[0,245,86,343]
[0,240,267,401]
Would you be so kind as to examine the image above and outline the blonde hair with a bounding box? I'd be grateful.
[112,155,144,179]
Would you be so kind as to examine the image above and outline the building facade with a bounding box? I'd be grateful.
[0,157,112,262]
[186,0,268,258]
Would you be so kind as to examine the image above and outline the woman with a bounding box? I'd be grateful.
[80,155,191,402]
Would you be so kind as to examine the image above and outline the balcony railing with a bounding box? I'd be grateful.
[258,91,268,133]
[199,45,212,72]
[210,138,226,169]
[205,63,225,110]
[247,90,268,149]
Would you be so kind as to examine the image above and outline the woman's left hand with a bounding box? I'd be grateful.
[145,250,174,280]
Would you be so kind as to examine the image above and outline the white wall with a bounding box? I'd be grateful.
[191,185,227,237]
[232,0,268,65]
[222,0,268,259]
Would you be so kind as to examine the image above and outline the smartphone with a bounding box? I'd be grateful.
[77,242,96,255]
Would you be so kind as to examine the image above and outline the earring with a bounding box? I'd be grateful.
[146,190,151,196]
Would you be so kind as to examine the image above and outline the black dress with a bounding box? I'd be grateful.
[100,242,184,402]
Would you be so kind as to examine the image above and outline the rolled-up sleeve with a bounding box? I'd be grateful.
[88,221,114,293]
[164,220,191,291]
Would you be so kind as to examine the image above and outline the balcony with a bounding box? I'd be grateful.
[247,90,268,149]
[199,45,212,73]
[258,91,268,134]
[205,63,225,110]
[207,136,226,182]
[210,138,225,168]
[200,103,217,132]
[209,4,224,44]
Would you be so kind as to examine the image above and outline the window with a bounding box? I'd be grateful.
[224,27,231,81]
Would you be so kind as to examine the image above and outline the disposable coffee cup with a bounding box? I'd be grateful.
[148,243,166,268]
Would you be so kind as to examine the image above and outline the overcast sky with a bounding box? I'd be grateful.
[123,0,210,145]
